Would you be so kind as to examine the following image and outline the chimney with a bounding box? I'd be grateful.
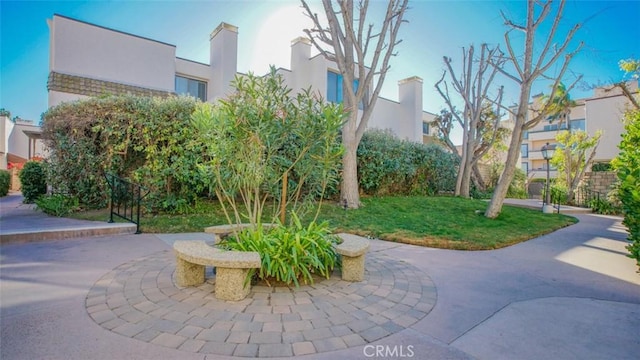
[209,22,238,100]
[398,76,423,142]
[290,37,311,92]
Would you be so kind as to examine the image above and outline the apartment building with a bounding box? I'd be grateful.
[47,14,437,143]
[519,81,638,179]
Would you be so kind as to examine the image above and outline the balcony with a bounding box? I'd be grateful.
[528,130,557,142]
[524,150,545,161]
[528,169,558,179]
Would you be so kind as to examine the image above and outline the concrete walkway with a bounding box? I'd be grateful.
[1,200,639,359]
[0,192,136,242]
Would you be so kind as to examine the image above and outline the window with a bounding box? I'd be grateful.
[422,122,430,135]
[522,130,528,140]
[570,119,585,131]
[175,76,206,102]
[521,144,528,158]
[326,71,342,103]
[521,162,529,174]
[543,122,567,132]
[326,71,362,109]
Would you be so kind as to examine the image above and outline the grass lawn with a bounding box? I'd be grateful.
[71,196,577,250]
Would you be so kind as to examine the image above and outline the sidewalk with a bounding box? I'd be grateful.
[0,192,136,243]
[1,196,639,359]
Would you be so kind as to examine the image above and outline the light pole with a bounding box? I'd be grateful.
[541,142,555,213]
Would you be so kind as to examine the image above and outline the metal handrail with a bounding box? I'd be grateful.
[104,173,149,234]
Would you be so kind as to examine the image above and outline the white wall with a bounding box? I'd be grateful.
[0,116,14,169]
[48,90,90,109]
[9,121,46,161]
[176,58,210,81]
[585,95,629,162]
[49,15,176,92]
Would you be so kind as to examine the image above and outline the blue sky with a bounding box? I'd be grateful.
[1,0,639,126]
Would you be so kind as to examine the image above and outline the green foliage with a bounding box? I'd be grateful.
[612,109,640,267]
[0,170,10,197]
[0,108,10,117]
[41,95,200,211]
[19,161,47,203]
[541,181,569,205]
[35,194,79,217]
[220,213,339,287]
[192,69,344,226]
[589,197,622,215]
[357,129,458,196]
[591,162,612,172]
[551,130,601,204]
[619,58,640,79]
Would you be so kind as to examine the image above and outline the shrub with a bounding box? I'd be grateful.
[35,194,79,217]
[592,162,612,172]
[357,129,458,195]
[0,170,10,197]
[19,161,47,203]
[219,213,339,287]
[612,109,640,268]
[41,95,201,211]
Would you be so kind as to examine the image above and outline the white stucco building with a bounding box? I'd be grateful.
[47,14,437,143]
[0,115,45,170]
[518,81,638,179]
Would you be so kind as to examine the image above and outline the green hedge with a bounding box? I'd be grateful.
[357,130,457,196]
[19,161,47,203]
[42,95,201,211]
[0,170,10,197]
[613,109,640,268]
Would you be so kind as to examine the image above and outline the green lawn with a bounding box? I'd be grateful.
[71,196,577,250]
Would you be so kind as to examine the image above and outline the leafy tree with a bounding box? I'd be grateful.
[301,0,409,209]
[541,82,577,130]
[485,0,583,218]
[551,130,601,203]
[192,69,345,230]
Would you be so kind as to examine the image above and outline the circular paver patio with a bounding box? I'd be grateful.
[85,249,437,357]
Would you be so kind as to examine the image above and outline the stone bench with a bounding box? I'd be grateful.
[335,233,370,281]
[173,240,261,301]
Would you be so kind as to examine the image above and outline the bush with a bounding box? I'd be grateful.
[612,109,640,268]
[219,213,339,287]
[592,162,612,172]
[41,95,200,211]
[19,161,47,203]
[35,194,79,217]
[0,170,10,197]
[357,129,458,195]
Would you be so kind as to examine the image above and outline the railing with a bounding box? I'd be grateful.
[573,187,603,209]
[104,173,149,234]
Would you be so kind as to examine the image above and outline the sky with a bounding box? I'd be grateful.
[1,0,639,133]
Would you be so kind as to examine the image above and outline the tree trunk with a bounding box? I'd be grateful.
[341,111,360,208]
[485,112,526,218]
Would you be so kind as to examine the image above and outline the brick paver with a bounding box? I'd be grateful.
[86,248,436,356]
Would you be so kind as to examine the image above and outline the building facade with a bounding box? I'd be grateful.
[0,115,45,170]
[519,81,638,179]
[47,14,437,143]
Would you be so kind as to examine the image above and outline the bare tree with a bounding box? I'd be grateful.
[434,43,505,197]
[301,0,409,208]
[485,0,583,218]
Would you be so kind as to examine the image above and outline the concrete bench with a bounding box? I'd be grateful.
[335,233,370,281]
[173,240,261,301]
